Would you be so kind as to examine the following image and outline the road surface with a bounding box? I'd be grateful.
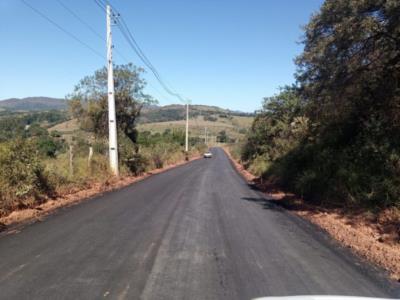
[0,148,398,299]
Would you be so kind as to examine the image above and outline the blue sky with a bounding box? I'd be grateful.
[0,0,323,112]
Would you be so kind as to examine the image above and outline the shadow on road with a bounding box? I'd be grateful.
[241,183,307,213]
[240,196,279,210]
[243,182,400,246]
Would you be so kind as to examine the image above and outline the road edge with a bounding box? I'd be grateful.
[0,155,202,236]
[221,146,400,297]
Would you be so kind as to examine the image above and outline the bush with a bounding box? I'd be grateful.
[204,115,218,122]
[0,139,52,215]
[247,155,270,177]
[36,135,65,158]
[152,153,164,169]
[125,153,148,176]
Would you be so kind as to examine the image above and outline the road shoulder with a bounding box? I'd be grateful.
[222,146,400,284]
[0,155,201,235]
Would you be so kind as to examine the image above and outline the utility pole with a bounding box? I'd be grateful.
[204,127,208,145]
[185,103,189,152]
[107,5,119,176]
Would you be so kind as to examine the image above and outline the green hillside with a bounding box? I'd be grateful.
[139,104,253,123]
[0,97,67,111]
[47,104,254,143]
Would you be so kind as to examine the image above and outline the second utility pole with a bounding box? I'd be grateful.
[185,103,189,152]
[107,5,119,176]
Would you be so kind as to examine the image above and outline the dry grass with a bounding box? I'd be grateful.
[138,115,253,141]
[48,118,81,143]
[0,153,202,229]
[48,118,79,133]
[48,114,253,142]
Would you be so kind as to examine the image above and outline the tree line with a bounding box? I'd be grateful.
[241,0,400,207]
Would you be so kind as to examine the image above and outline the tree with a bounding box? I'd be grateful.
[242,86,305,162]
[296,0,400,135]
[294,0,400,204]
[217,130,228,143]
[242,0,400,207]
[0,139,50,213]
[69,64,155,144]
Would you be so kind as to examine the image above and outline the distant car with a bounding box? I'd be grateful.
[204,151,213,158]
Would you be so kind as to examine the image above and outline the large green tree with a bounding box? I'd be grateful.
[69,63,154,144]
[297,0,400,134]
[244,0,400,206]
[242,86,306,162]
[293,0,400,206]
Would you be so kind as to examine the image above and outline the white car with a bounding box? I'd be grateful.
[204,151,213,158]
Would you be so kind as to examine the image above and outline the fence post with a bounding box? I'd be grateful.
[88,146,93,172]
[69,144,74,176]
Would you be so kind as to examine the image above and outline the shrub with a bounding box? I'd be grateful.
[125,153,148,176]
[204,115,218,122]
[152,153,164,169]
[0,139,52,214]
[247,155,270,177]
[36,135,65,158]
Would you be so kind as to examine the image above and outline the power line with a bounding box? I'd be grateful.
[93,0,107,13]
[115,19,177,94]
[56,0,130,63]
[95,0,190,104]
[22,0,190,107]
[117,18,188,103]
[146,81,174,103]
[21,0,105,59]
[56,0,103,40]
[53,0,175,105]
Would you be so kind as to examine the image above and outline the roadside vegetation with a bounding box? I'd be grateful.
[234,0,400,210]
[0,63,206,218]
[225,1,400,279]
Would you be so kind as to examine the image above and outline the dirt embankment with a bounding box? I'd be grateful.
[0,155,200,231]
[223,147,400,282]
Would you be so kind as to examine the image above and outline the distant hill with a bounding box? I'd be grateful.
[139,104,254,124]
[0,97,68,111]
[47,103,254,142]
[138,104,254,142]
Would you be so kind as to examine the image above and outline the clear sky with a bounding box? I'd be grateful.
[0,0,323,112]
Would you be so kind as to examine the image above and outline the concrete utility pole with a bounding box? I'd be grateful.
[107,5,119,176]
[185,103,189,152]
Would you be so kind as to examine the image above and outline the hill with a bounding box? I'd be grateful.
[139,104,254,124]
[138,104,254,142]
[138,115,252,142]
[0,97,68,111]
[48,104,254,142]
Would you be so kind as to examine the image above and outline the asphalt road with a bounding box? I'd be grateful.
[0,148,398,299]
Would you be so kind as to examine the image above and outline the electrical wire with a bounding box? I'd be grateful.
[56,0,103,40]
[54,0,174,105]
[95,0,190,104]
[93,0,107,13]
[21,0,181,115]
[56,0,130,63]
[146,81,174,103]
[116,19,187,103]
[21,0,105,59]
